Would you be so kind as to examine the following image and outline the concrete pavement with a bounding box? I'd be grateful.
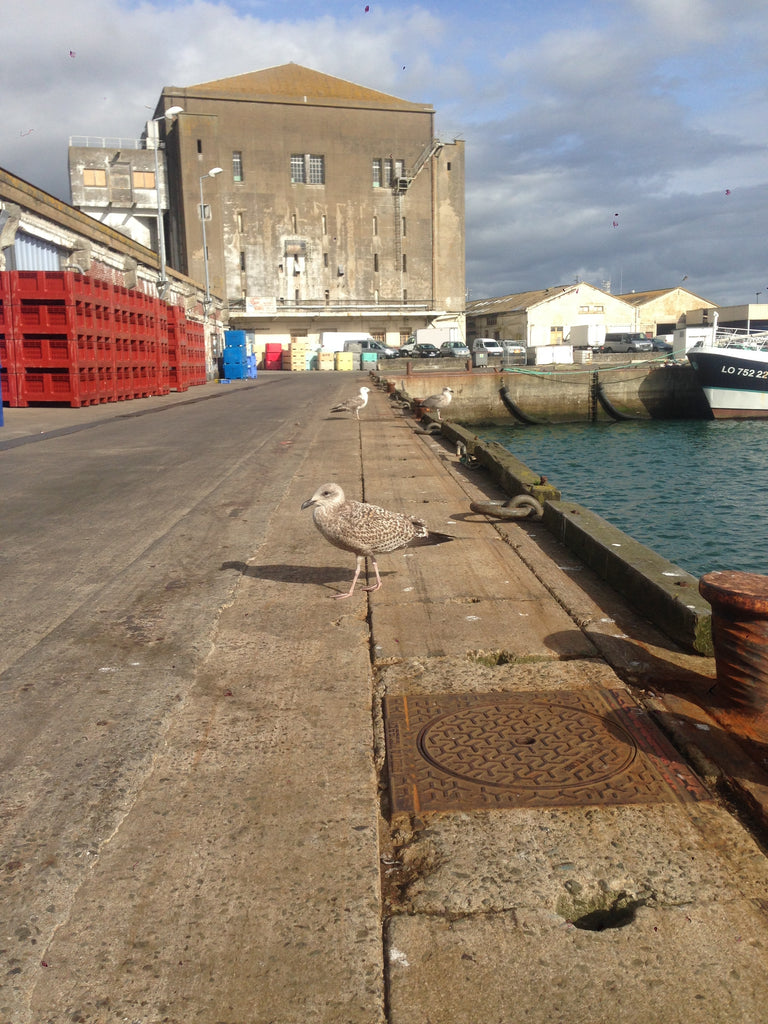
[3,375,768,1023]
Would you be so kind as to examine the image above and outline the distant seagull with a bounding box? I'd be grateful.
[301,482,453,599]
[422,386,454,420]
[330,386,370,419]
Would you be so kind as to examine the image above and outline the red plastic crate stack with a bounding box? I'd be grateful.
[186,319,206,386]
[0,271,208,408]
[0,272,17,406]
[167,303,204,391]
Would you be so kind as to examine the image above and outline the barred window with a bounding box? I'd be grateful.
[372,158,382,188]
[291,154,325,184]
[383,158,393,187]
[290,154,306,183]
[233,151,243,182]
[309,155,325,184]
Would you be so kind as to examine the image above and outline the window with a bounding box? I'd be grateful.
[384,158,392,187]
[291,154,306,183]
[83,168,106,187]
[323,252,328,267]
[402,254,407,273]
[239,251,246,271]
[395,159,405,179]
[233,151,243,182]
[132,170,155,189]
[322,214,327,234]
[236,211,244,233]
[402,216,406,237]
[308,155,325,184]
[197,139,202,154]
[373,253,379,272]
[372,215,378,236]
[372,158,382,188]
[291,154,325,184]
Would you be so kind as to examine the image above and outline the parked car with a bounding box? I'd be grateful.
[343,338,398,358]
[600,333,654,353]
[651,336,674,352]
[440,340,471,358]
[398,342,417,357]
[413,342,442,358]
[471,338,504,356]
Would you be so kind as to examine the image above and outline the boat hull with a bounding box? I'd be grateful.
[687,346,768,419]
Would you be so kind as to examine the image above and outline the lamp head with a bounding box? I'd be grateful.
[165,106,184,117]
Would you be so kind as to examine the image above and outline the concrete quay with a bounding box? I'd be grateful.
[3,374,768,1024]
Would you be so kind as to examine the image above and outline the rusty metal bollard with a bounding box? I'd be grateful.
[699,570,768,713]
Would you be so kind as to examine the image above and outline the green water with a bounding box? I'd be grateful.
[478,419,768,579]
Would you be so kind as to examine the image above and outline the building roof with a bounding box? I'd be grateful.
[466,283,617,316]
[616,286,716,308]
[174,63,431,112]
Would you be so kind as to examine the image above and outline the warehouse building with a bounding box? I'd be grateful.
[69,63,466,352]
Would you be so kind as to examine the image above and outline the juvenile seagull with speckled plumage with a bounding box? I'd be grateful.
[301,482,454,599]
[422,386,453,420]
[330,386,370,419]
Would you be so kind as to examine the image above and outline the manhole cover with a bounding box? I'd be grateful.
[384,689,709,813]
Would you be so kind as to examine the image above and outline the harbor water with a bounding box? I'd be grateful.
[478,419,768,580]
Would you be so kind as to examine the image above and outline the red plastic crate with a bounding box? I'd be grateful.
[14,299,71,331]
[19,370,79,407]
[0,334,21,374]
[10,270,74,302]
[1,368,22,407]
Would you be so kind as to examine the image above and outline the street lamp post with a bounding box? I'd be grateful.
[199,167,223,315]
[150,105,183,298]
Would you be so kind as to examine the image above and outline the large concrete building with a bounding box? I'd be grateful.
[153,63,465,347]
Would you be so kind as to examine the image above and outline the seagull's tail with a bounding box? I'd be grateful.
[410,520,454,547]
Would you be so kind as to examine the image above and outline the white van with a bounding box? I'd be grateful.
[471,338,503,356]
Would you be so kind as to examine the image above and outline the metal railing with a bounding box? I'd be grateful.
[69,136,154,150]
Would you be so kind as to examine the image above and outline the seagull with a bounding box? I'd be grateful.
[330,386,370,419]
[422,386,453,420]
[301,482,453,599]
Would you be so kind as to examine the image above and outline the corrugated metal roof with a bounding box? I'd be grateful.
[466,284,588,315]
[181,62,430,111]
[617,287,716,307]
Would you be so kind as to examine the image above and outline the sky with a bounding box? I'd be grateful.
[2,0,767,306]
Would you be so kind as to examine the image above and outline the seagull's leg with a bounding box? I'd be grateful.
[334,555,364,599]
[361,557,383,592]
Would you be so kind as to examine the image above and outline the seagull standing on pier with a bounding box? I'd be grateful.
[422,386,453,420]
[330,386,370,419]
[301,482,453,599]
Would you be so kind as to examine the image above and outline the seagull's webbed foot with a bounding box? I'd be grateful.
[361,558,383,593]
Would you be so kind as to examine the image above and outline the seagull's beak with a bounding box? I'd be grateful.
[301,497,316,511]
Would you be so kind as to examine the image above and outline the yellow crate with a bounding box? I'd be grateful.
[334,351,355,371]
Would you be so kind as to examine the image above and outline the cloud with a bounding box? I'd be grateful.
[2,0,767,305]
